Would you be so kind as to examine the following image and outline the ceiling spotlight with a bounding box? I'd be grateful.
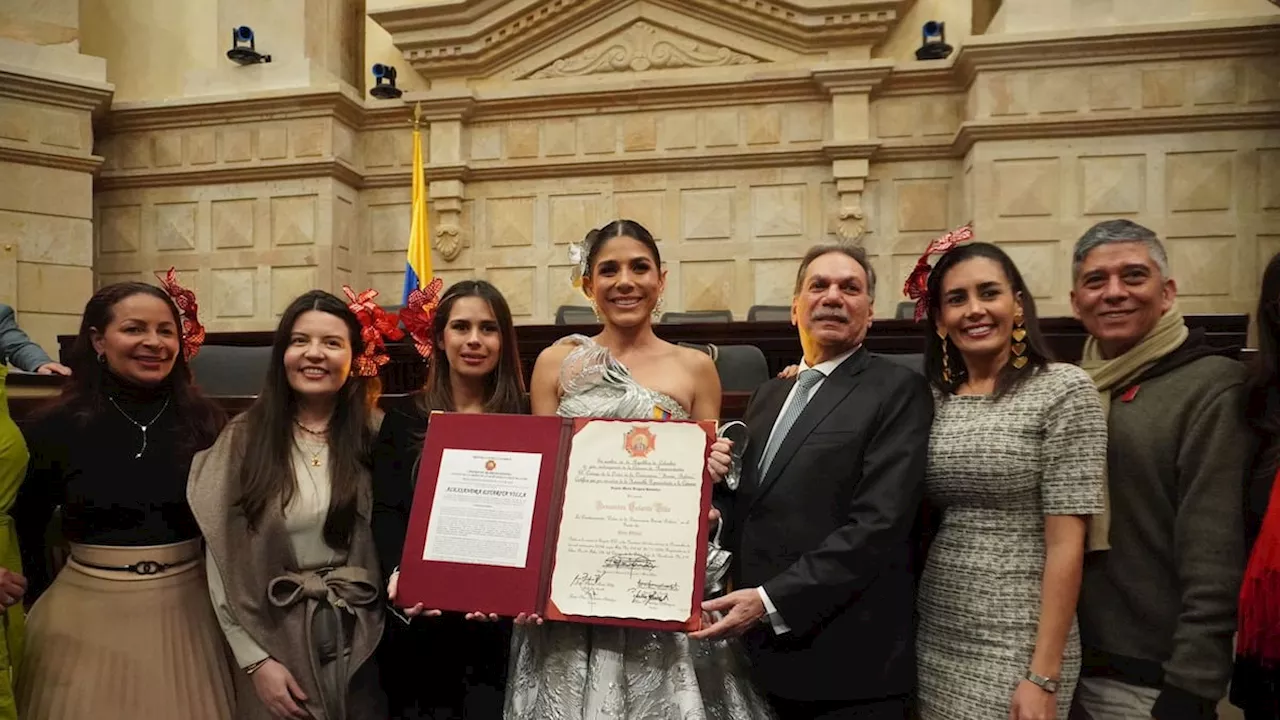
[227,26,271,65]
[370,64,403,100]
[915,21,953,61]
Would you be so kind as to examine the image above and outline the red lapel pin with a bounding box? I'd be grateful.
[1120,385,1140,403]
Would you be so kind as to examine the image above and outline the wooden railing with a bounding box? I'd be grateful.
[49,314,1254,393]
[13,314,1248,423]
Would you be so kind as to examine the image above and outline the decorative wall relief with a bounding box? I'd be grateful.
[435,222,462,261]
[836,204,867,243]
[529,22,758,79]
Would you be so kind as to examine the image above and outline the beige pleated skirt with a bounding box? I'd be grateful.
[16,538,236,720]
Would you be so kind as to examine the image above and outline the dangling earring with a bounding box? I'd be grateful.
[938,329,952,385]
[1011,314,1028,369]
[652,295,665,321]
[589,298,602,321]
[97,353,106,365]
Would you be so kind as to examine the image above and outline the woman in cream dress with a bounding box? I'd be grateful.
[189,289,390,720]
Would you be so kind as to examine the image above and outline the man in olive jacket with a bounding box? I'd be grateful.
[1068,220,1248,720]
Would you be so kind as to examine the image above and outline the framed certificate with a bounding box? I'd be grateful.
[395,412,716,632]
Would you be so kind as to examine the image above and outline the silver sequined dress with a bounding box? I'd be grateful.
[504,335,776,720]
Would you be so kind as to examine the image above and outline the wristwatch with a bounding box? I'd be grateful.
[1024,671,1059,693]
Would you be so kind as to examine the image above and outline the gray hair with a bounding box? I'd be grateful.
[1071,219,1170,280]
[793,244,877,300]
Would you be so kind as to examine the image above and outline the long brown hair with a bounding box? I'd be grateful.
[1248,250,1280,437]
[416,280,526,416]
[236,290,379,550]
[45,281,225,453]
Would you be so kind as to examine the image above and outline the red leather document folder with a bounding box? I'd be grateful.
[396,412,714,632]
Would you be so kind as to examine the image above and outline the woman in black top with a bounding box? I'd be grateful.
[373,279,528,719]
[14,280,232,720]
[1234,252,1280,720]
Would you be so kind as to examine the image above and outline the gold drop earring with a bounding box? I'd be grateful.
[651,295,665,321]
[589,298,602,321]
[1011,314,1028,369]
[938,329,952,385]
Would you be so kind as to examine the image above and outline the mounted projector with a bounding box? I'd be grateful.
[915,21,953,61]
[370,64,403,100]
[226,26,271,65]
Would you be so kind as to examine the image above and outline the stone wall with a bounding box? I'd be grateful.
[1,0,1277,349]
[0,0,110,353]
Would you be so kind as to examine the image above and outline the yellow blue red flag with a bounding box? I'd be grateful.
[402,103,433,303]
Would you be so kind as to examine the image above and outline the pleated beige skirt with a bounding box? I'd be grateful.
[16,539,236,720]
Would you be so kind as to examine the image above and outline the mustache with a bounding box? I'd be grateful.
[810,310,848,323]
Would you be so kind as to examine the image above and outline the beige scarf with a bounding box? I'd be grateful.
[1078,303,1188,551]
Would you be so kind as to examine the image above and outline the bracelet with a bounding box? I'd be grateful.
[245,658,270,675]
[1024,670,1059,694]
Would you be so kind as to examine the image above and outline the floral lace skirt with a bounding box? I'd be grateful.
[504,621,776,720]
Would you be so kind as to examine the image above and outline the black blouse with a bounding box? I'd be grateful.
[371,406,512,718]
[371,407,428,581]
[16,374,205,594]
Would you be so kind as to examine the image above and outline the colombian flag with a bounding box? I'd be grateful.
[402,109,433,303]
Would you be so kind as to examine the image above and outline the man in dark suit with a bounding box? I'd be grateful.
[694,244,933,720]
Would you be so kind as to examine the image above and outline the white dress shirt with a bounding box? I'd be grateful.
[756,345,861,635]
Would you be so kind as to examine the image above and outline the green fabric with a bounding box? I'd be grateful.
[0,367,27,720]
[1078,303,1189,551]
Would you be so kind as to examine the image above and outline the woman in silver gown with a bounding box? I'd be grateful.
[504,220,775,720]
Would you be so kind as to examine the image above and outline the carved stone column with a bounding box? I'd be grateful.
[414,94,475,263]
[813,64,892,246]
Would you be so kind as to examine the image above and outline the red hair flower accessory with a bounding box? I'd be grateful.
[155,267,206,361]
[398,276,444,359]
[902,223,975,322]
[342,286,404,377]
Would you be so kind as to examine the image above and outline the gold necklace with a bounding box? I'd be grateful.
[294,432,327,467]
[293,418,329,467]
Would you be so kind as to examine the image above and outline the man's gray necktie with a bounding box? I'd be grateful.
[759,368,824,476]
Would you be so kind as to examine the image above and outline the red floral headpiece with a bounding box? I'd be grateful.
[342,286,404,377]
[398,277,444,359]
[155,267,206,361]
[902,223,975,322]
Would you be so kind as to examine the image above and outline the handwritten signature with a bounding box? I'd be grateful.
[603,554,656,576]
[632,579,678,592]
[571,571,606,587]
[631,589,671,606]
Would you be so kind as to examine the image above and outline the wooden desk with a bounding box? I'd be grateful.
[50,314,1254,396]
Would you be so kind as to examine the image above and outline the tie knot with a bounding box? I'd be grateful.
[797,368,823,389]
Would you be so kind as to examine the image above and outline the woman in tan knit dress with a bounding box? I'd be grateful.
[911,242,1107,720]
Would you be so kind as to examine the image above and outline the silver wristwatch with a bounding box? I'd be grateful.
[1024,671,1059,693]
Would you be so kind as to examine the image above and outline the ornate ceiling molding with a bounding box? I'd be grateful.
[371,0,910,79]
[955,16,1280,83]
[99,89,369,133]
[527,21,759,79]
[877,16,1279,97]
[0,142,103,173]
[401,66,830,121]
[873,107,1280,162]
[0,66,113,114]
[94,158,362,191]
